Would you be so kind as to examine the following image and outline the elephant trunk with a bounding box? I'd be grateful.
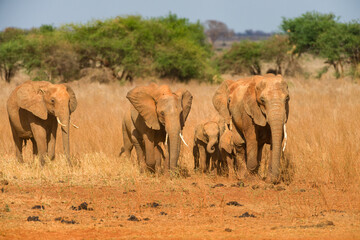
[168,130,181,171]
[206,138,218,154]
[58,110,71,165]
[268,102,286,183]
[165,120,181,171]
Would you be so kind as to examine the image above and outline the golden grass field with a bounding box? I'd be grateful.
[0,72,360,239]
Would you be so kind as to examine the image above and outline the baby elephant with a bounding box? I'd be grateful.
[219,126,245,178]
[193,120,225,173]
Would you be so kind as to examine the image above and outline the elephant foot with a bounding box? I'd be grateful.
[264,175,280,185]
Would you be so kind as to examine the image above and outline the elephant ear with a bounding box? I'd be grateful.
[16,81,48,120]
[65,85,77,113]
[220,129,233,154]
[243,82,266,126]
[195,124,207,143]
[212,80,234,125]
[127,85,160,130]
[174,89,193,129]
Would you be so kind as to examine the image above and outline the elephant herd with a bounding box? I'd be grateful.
[6,74,289,183]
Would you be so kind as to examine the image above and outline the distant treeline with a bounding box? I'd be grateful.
[0,12,359,83]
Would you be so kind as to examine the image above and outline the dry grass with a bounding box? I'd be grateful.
[1,75,360,239]
[0,76,359,189]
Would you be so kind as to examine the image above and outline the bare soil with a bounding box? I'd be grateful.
[1,176,359,240]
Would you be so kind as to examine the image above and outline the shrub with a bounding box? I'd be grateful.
[218,40,263,75]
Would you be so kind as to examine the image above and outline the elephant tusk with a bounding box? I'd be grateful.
[56,117,66,127]
[165,132,168,146]
[71,121,79,129]
[179,132,188,147]
[282,124,287,152]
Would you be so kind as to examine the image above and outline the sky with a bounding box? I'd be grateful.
[0,0,359,33]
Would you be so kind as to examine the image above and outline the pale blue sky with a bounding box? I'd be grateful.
[0,0,359,32]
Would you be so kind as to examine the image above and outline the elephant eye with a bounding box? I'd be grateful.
[260,97,266,103]
[160,111,165,116]
[51,98,55,104]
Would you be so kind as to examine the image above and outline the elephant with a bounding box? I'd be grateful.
[7,80,77,166]
[218,126,245,178]
[213,74,289,183]
[119,83,193,173]
[193,120,225,173]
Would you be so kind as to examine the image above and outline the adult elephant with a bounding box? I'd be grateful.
[120,83,193,173]
[213,74,289,183]
[7,80,77,166]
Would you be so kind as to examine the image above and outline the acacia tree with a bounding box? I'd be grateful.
[262,34,292,74]
[204,20,233,45]
[281,11,337,56]
[220,40,262,75]
[0,28,26,82]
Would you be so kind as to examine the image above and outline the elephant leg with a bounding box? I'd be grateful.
[47,117,58,161]
[193,143,199,170]
[206,153,211,172]
[245,139,259,174]
[154,145,162,173]
[198,143,207,173]
[30,138,38,156]
[30,122,47,166]
[10,126,24,163]
[119,121,133,158]
[131,130,145,171]
[225,152,236,179]
[143,131,156,172]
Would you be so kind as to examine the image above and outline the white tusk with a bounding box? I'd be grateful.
[179,132,188,147]
[165,132,168,146]
[56,117,66,127]
[282,124,287,152]
[71,122,79,129]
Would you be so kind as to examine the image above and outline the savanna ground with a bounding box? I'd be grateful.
[0,69,360,239]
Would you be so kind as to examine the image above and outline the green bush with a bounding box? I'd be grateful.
[218,40,263,75]
[0,14,213,83]
[0,28,28,82]
[281,11,360,79]
[281,11,338,56]
[64,13,212,81]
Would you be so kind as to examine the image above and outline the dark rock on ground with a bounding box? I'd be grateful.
[144,202,161,208]
[226,201,243,207]
[235,212,256,218]
[160,212,168,215]
[211,183,225,188]
[55,217,77,224]
[71,202,93,211]
[32,205,45,210]
[128,215,140,222]
[27,216,40,222]
[275,186,286,191]
[224,228,232,232]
